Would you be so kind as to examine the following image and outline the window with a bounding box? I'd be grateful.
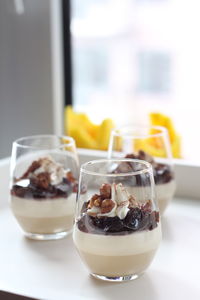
[71,0,200,162]
[73,47,108,107]
[137,51,171,93]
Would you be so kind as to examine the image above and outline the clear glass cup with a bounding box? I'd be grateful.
[10,135,79,240]
[73,159,162,282]
[108,125,176,214]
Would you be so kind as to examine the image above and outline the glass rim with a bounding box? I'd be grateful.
[13,134,75,150]
[111,125,168,139]
[80,158,153,177]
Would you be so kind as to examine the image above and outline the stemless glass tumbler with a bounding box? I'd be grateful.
[73,159,162,282]
[108,125,176,214]
[10,135,79,240]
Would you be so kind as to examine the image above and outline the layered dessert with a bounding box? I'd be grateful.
[73,183,161,278]
[10,156,78,235]
[112,150,176,214]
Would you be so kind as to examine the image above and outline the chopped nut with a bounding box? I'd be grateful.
[138,150,154,163]
[66,171,78,193]
[125,151,154,164]
[31,172,50,189]
[101,199,115,214]
[137,150,146,160]
[88,194,101,209]
[100,183,111,199]
[128,195,138,208]
[66,171,76,183]
[142,200,152,212]
[113,161,133,173]
[125,153,137,159]
[94,198,101,207]
[21,160,41,179]
[73,183,78,193]
[155,211,159,223]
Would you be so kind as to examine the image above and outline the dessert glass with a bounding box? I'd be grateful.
[10,135,79,240]
[73,159,162,282]
[108,125,176,214]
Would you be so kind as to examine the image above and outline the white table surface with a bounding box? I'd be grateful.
[0,158,200,300]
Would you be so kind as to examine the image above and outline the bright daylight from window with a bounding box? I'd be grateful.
[70,0,200,162]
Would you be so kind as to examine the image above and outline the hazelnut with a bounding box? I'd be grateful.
[94,198,101,207]
[100,183,111,199]
[101,199,115,214]
[88,194,101,209]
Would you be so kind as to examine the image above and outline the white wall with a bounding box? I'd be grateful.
[0,0,64,159]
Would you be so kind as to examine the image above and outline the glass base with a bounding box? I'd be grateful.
[25,230,72,241]
[91,273,141,282]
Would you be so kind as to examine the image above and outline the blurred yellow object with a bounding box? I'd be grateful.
[133,112,181,158]
[97,118,115,150]
[69,127,98,149]
[171,134,181,159]
[149,112,181,158]
[134,138,166,158]
[112,131,122,152]
[65,106,115,150]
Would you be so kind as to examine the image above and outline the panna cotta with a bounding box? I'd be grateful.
[73,182,161,279]
[10,156,78,236]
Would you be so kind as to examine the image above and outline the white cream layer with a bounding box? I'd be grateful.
[73,223,161,256]
[11,193,76,218]
[155,179,176,200]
